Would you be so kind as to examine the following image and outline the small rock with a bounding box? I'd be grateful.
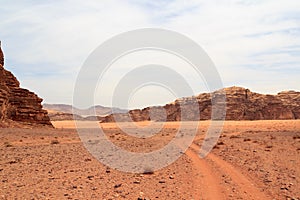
[280,186,288,190]
[114,183,122,188]
[169,175,174,179]
[113,193,119,198]
[290,175,296,179]
[159,180,165,183]
[137,192,144,200]
[263,179,272,183]
[133,180,140,184]
[87,175,94,180]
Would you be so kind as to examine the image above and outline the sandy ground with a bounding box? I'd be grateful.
[0,120,299,199]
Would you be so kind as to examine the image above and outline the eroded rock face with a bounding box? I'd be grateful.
[101,86,300,122]
[0,43,53,128]
[0,41,4,67]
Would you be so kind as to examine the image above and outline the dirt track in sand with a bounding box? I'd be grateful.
[1,120,300,199]
[186,143,271,200]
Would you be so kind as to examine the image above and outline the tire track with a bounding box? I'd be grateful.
[189,143,272,200]
[184,145,225,199]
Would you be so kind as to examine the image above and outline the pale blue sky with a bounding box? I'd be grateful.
[0,0,299,108]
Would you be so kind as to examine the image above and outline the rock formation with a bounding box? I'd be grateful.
[101,86,300,122]
[0,41,4,67]
[0,42,53,128]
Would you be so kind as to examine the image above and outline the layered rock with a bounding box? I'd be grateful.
[101,86,300,122]
[0,42,53,128]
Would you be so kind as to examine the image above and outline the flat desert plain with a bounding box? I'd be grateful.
[1,120,300,200]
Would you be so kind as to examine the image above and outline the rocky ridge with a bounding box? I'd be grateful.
[0,42,53,128]
[101,86,300,122]
[44,104,127,121]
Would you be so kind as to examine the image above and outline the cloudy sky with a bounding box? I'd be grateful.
[1,0,299,109]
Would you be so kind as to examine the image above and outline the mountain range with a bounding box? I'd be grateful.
[43,104,127,121]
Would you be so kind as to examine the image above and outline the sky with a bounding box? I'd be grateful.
[0,0,300,109]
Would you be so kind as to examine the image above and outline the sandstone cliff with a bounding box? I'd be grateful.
[0,42,53,128]
[101,86,300,123]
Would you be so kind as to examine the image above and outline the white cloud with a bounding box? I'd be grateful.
[0,0,299,107]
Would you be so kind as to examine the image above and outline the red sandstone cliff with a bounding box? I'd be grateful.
[101,86,300,123]
[0,42,53,128]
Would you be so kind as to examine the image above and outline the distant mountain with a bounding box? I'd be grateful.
[101,86,300,122]
[43,104,127,121]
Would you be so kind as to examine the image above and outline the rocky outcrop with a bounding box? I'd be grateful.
[0,41,4,67]
[101,86,300,122]
[0,42,53,128]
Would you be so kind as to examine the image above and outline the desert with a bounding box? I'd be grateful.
[1,120,300,199]
[1,41,300,199]
[1,1,300,199]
